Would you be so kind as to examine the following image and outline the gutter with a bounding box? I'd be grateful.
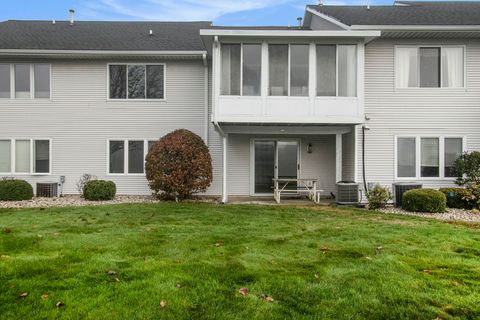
[350,25,480,31]
[0,49,208,57]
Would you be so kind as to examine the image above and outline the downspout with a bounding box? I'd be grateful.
[362,124,370,197]
[203,53,209,144]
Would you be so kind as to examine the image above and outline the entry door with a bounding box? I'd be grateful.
[253,140,299,195]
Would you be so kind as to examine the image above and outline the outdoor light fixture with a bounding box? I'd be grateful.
[307,143,313,153]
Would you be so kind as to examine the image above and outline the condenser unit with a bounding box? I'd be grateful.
[392,182,422,207]
[336,182,359,205]
[36,182,58,198]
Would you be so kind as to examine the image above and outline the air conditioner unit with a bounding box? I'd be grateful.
[336,182,359,205]
[392,182,422,207]
[36,182,58,198]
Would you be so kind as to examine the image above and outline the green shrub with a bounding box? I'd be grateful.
[402,189,446,213]
[453,151,480,186]
[439,188,473,209]
[0,179,33,201]
[146,129,213,200]
[83,180,116,201]
[367,184,392,210]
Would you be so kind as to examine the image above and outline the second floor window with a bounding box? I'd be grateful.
[269,44,309,96]
[395,46,464,88]
[109,64,165,100]
[221,44,261,96]
[0,64,50,99]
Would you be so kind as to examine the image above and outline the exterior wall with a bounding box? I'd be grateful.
[360,38,480,191]
[342,127,356,182]
[0,58,223,196]
[309,14,345,31]
[226,134,336,196]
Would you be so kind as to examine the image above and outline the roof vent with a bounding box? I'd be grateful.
[69,9,75,25]
[52,20,56,25]
[149,29,153,36]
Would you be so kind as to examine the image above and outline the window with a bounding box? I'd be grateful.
[290,45,309,96]
[444,138,463,177]
[109,140,152,175]
[268,44,289,96]
[0,140,11,173]
[420,138,439,177]
[242,44,261,96]
[221,44,261,96]
[396,136,464,179]
[316,44,357,97]
[109,64,165,100]
[0,64,10,98]
[0,139,51,174]
[34,64,50,99]
[397,137,416,178]
[15,64,30,98]
[221,44,241,95]
[396,46,464,88]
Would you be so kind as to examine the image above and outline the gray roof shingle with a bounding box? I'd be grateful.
[308,1,480,26]
[0,20,211,51]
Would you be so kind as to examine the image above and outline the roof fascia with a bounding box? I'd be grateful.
[351,25,480,31]
[199,29,380,37]
[0,49,208,56]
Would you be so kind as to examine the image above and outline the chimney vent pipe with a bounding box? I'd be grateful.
[69,9,75,25]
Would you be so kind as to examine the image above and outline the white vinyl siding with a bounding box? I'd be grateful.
[395,46,465,88]
[0,138,51,175]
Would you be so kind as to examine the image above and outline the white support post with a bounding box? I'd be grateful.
[336,133,342,183]
[222,134,228,203]
[353,125,359,183]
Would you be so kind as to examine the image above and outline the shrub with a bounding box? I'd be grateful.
[461,182,480,209]
[367,184,392,210]
[145,129,213,200]
[453,151,480,186]
[0,179,33,201]
[439,188,473,209]
[76,173,97,198]
[402,189,446,213]
[83,180,116,201]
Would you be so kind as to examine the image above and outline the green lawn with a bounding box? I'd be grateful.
[0,203,479,319]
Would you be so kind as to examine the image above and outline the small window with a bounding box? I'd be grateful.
[0,140,11,173]
[397,137,416,178]
[268,44,289,96]
[109,140,125,174]
[338,45,357,97]
[420,138,439,177]
[109,64,164,100]
[444,138,463,177]
[442,48,464,88]
[15,64,30,98]
[128,140,144,174]
[34,64,50,98]
[109,65,126,99]
[419,48,440,88]
[0,64,10,98]
[15,140,30,173]
[242,44,261,96]
[290,44,309,96]
[34,140,50,173]
[221,44,241,95]
[316,45,336,96]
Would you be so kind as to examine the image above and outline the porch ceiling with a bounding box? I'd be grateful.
[217,123,353,135]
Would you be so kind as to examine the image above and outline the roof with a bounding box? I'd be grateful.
[206,26,311,30]
[308,1,480,26]
[0,20,211,51]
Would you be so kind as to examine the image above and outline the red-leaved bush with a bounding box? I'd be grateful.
[145,129,213,200]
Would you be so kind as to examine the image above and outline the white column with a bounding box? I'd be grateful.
[222,134,228,203]
[353,125,359,183]
[336,133,342,183]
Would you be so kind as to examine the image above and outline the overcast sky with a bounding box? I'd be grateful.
[0,0,473,26]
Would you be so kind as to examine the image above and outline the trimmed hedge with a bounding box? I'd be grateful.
[439,188,473,209]
[83,180,116,201]
[0,179,33,201]
[402,189,446,213]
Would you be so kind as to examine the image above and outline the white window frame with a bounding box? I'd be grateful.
[394,45,467,89]
[394,135,466,180]
[267,43,310,97]
[107,139,156,176]
[0,64,52,100]
[0,138,52,175]
[107,63,167,101]
[220,43,262,97]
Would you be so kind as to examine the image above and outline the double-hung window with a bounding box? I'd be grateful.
[108,140,157,175]
[396,136,464,179]
[0,139,51,174]
[221,44,262,96]
[268,44,309,96]
[395,46,464,88]
[0,64,50,99]
[316,44,357,97]
[109,64,165,100]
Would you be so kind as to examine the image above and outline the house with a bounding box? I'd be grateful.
[0,1,479,202]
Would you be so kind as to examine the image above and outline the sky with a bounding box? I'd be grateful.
[0,0,472,26]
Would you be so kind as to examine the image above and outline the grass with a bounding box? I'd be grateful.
[0,203,479,319]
